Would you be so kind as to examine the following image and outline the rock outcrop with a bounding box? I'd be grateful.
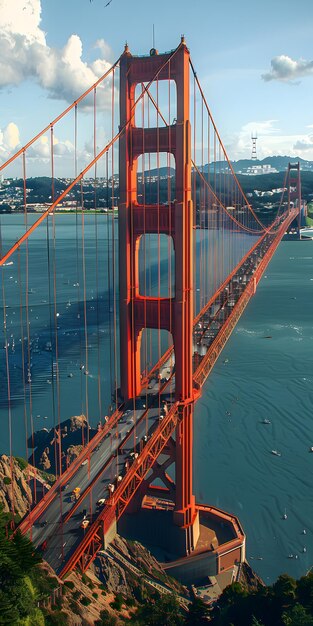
[29,415,98,474]
[0,455,34,516]
[98,535,186,597]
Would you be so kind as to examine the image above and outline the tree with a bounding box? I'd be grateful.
[185,597,211,625]
[0,551,21,590]
[10,530,42,575]
[297,572,313,612]
[0,506,46,625]
[0,591,19,625]
[272,574,297,605]
[10,580,34,618]
[44,611,68,625]
[95,609,119,625]
[218,583,248,609]
[133,593,184,626]
[251,617,265,626]
[282,603,313,626]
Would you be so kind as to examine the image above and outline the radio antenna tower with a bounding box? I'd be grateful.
[251,133,258,160]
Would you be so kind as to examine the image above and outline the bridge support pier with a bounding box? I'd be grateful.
[118,39,198,557]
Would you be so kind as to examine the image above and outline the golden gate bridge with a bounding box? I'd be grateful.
[0,38,302,580]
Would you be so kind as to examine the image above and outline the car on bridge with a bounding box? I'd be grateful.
[81,518,90,530]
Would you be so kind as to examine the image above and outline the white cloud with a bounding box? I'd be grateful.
[293,137,313,152]
[0,0,113,105]
[0,122,74,165]
[27,134,74,159]
[262,55,313,83]
[3,122,20,149]
[226,120,313,161]
[0,122,21,163]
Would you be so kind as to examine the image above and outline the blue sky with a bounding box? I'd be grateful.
[1,0,313,175]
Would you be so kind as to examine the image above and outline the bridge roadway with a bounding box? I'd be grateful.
[24,209,298,576]
[31,368,175,573]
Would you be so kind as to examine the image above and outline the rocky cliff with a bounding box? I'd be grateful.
[0,454,52,517]
[28,414,98,474]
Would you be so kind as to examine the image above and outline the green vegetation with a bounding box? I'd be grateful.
[38,470,56,484]
[0,505,43,624]
[44,611,68,626]
[0,506,60,625]
[306,202,313,226]
[15,457,28,471]
[63,580,75,591]
[95,609,119,625]
[120,574,313,625]
[127,593,184,625]
[109,592,124,611]
[208,574,313,625]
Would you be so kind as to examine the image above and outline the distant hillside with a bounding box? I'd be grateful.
[200,156,313,174]
[232,155,313,172]
[238,170,313,197]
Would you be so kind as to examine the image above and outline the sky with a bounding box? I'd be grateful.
[1,0,313,176]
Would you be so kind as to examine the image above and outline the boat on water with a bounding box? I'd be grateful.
[271,450,281,457]
[282,509,287,520]
[261,418,271,424]
[309,447,313,453]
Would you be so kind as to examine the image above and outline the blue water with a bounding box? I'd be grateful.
[194,239,313,583]
[1,214,312,583]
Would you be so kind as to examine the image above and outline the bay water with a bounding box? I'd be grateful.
[194,238,313,583]
[1,214,312,583]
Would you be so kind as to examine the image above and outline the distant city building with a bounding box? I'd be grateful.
[240,164,279,176]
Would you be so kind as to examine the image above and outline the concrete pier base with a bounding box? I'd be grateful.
[118,500,245,585]
[118,508,199,558]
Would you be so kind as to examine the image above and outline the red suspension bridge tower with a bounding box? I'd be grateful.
[118,38,199,553]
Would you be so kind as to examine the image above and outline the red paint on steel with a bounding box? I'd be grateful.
[118,40,196,531]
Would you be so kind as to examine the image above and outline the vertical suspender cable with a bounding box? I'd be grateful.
[50,126,62,480]
[23,151,35,507]
[130,79,136,452]
[93,87,102,425]
[142,84,149,439]
[74,104,84,446]
[111,68,119,479]
[0,222,15,526]
[156,76,161,417]
[168,63,174,408]
[17,248,29,490]
[106,149,114,407]
[80,180,89,441]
